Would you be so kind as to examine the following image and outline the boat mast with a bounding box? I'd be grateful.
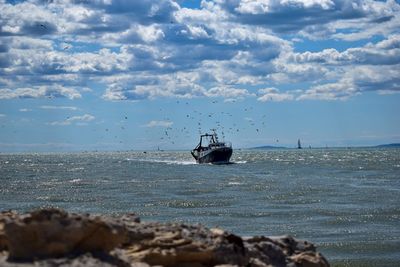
[210,128,218,143]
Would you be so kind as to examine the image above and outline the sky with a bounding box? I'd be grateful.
[0,0,400,152]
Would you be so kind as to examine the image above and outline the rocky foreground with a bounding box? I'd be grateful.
[0,208,329,267]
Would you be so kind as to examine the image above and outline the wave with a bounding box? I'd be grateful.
[126,157,246,165]
[69,178,83,183]
[228,182,244,185]
[126,158,197,165]
[232,160,247,164]
[155,159,197,165]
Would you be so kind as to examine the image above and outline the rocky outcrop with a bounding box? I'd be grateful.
[1,208,126,261]
[0,208,329,267]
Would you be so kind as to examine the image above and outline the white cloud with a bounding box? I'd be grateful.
[329,1,400,41]
[177,2,229,24]
[0,1,60,36]
[257,88,295,102]
[144,120,173,128]
[48,114,95,126]
[236,0,334,15]
[236,0,271,15]
[19,108,32,112]
[297,80,358,101]
[290,35,400,66]
[286,0,335,10]
[0,85,81,100]
[297,62,400,100]
[10,36,53,50]
[206,86,253,99]
[115,24,165,44]
[40,106,79,111]
[282,35,400,100]
[102,72,207,100]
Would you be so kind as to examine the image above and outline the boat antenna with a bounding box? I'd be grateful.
[210,128,218,142]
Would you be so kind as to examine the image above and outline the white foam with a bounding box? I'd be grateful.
[163,160,197,165]
[233,160,247,164]
[68,167,85,171]
[128,158,197,165]
[228,182,244,185]
[69,178,82,183]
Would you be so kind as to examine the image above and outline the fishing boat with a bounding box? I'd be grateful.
[191,131,232,164]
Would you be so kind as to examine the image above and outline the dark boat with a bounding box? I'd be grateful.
[191,131,232,164]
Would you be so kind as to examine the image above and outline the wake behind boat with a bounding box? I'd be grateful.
[191,131,232,164]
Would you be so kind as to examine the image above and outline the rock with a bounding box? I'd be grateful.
[0,208,330,267]
[0,252,132,267]
[290,252,330,267]
[0,223,8,252]
[0,210,19,252]
[3,208,126,261]
[123,223,248,267]
[244,236,329,267]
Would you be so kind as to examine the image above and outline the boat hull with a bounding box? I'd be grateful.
[196,147,232,164]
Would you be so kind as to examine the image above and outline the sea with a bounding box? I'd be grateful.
[1,148,399,266]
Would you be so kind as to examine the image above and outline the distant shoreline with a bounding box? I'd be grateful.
[0,143,399,154]
[249,143,400,150]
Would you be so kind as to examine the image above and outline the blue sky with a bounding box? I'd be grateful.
[0,0,400,152]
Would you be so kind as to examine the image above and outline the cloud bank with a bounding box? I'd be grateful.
[0,0,399,102]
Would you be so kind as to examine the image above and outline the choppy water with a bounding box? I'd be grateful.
[1,148,399,266]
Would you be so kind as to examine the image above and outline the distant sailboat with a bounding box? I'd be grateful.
[297,139,302,149]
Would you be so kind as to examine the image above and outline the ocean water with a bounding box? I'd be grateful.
[1,148,399,266]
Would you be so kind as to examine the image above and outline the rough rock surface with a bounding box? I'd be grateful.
[0,208,329,267]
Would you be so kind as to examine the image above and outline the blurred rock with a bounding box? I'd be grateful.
[123,223,247,267]
[0,208,329,267]
[291,251,330,267]
[0,210,19,252]
[3,208,126,261]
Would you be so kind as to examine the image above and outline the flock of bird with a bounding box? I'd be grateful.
[93,99,270,149]
[145,100,268,148]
